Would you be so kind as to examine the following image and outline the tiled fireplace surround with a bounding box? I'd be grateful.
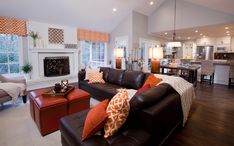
[27,48,79,90]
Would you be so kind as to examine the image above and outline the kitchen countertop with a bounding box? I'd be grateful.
[190,60,230,65]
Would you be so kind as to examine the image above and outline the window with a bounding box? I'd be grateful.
[80,41,106,68]
[91,42,105,62]
[0,34,21,74]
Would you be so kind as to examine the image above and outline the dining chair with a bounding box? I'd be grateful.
[200,60,214,85]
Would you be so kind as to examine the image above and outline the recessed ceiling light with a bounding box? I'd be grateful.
[164,32,168,35]
[150,1,154,5]
[187,37,191,39]
[195,30,198,33]
[200,33,203,36]
[226,31,230,33]
[113,8,117,12]
[225,27,229,30]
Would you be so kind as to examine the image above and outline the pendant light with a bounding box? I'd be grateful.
[167,0,182,48]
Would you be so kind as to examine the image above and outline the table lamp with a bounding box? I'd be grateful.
[114,48,124,69]
[149,47,163,73]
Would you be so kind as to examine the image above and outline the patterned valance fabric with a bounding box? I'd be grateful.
[0,16,27,36]
[77,29,109,43]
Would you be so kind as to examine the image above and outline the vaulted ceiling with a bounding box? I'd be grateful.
[0,0,234,33]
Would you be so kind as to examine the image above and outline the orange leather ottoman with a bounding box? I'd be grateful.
[66,88,90,114]
[34,95,68,136]
[28,88,51,121]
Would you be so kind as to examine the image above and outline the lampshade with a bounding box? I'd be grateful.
[114,48,124,58]
[148,47,164,60]
[167,41,182,48]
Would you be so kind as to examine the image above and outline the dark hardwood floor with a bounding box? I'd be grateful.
[165,84,234,146]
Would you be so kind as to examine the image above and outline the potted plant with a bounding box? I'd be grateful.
[29,31,39,47]
[21,63,33,80]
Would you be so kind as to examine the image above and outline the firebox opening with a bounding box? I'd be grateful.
[44,56,70,77]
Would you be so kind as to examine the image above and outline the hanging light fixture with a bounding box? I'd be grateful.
[167,0,182,48]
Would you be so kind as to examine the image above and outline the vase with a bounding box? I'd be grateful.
[33,38,37,47]
[24,73,31,80]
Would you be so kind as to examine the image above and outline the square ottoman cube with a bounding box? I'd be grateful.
[34,95,68,136]
[66,88,90,114]
[28,88,52,121]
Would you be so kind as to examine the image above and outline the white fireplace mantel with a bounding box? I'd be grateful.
[29,48,79,53]
[27,48,79,90]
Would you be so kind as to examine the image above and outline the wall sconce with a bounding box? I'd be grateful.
[114,48,124,69]
[149,47,164,73]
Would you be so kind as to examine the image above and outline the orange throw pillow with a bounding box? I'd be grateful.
[136,84,151,94]
[143,74,162,87]
[88,72,105,83]
[104,89,130,138]
[82,100,109,141]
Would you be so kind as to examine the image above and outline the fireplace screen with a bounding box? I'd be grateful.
[44,57,70,77]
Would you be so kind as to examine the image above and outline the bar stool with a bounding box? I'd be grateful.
[200,60,214,85]
[229,60,234,88]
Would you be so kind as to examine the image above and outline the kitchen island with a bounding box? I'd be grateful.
[191,60,230,85]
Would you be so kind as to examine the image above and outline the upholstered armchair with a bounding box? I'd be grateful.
[0,75,27,105]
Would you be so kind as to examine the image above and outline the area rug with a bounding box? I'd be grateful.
[0,98,99,146]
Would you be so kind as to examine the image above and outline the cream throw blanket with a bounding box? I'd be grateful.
[0,83,25,102]
[155,74,195,126]
[125,74,195,126]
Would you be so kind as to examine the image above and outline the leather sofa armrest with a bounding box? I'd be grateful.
[78,70,86,82]
[130,83,174,111]
[139,93,182,144]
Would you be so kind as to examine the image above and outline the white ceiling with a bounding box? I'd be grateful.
[0,0,163,32]
[154,23,234,41]
[184,0,234,15]
[0,0,234,32]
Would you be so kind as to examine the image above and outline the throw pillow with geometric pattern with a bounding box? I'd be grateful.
[104,89,130,138]
[88,72,105,84]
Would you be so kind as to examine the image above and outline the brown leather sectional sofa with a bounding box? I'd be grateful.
[60,68,183,146]
[78,67,148,100]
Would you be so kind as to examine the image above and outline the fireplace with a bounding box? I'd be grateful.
[44,56,70,77]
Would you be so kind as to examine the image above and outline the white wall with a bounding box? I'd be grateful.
[109,11,165,64]
[27,21,77,49]
[132,11,164,49]
[148,0,234,33]
[108,13,132,63]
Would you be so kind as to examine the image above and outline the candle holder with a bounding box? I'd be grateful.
[61,79,68,89]
[54,83,61,93]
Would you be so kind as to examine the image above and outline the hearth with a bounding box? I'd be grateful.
[44,57,70,77]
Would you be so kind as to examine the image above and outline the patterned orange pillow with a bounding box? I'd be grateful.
[88,72,105,84]
[143,74,162,87]
[104,89,130,138]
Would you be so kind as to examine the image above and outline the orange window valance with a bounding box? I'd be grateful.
[78,29,109,43]
[0,16,27,36]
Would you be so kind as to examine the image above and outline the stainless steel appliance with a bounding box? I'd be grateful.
[195,46,214,60]
[216,47,228,53]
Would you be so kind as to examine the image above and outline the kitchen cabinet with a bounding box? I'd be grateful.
[183,42,196,59]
